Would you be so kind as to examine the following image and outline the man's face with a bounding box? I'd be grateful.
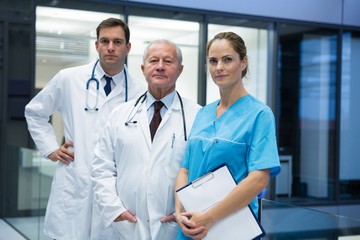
[95,26,131,72]
[141,42,183,96]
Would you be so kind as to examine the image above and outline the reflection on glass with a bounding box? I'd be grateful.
[340,32,360,200]
[261,199,360,239]
[207,24,268,104]
[6,146,360,240]
[278,26,338,203]
[4,146,54,240]
[127,16,199,103]
[298,34,337,199]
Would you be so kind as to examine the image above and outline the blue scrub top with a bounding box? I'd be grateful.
[181,94,281,218]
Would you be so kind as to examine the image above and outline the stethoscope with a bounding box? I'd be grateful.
[84,59,128,111]
[125,91,188,141]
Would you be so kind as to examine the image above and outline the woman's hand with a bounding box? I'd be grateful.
[176,211,209,240]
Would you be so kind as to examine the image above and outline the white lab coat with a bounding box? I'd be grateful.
[24,59,146,240]
[92,93,201,240]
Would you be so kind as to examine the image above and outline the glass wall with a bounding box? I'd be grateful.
[4,146,51,240]
[277,24,338,202]
[2,1,360,239]
[7,22,33,147]
[32,0,360,212]
[340,31,360,200]
[261,199,360,239]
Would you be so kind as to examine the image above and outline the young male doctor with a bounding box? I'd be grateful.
[92,39,201,239]
[24,18,145,240]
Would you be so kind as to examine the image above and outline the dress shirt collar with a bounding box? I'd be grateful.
[96,62,126,87]
[146,90,176,111]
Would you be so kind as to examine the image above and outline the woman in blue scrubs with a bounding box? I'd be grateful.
[175,32,281,240]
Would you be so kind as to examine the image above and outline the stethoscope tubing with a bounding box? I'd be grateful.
[125,91,187,141]
[85,59,128,111]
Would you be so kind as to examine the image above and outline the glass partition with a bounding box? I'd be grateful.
[3,2,356,240]
[261,199,360,239]
[277,25,338,203]
[4,145,54,240]
[340,31,360,201]
[4,148,360,240]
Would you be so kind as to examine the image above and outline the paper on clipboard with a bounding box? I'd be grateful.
[176,164,265,240]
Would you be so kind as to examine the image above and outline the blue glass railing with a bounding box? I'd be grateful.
[2,146,360,239]
[3,146,55,240]
[261,199,360,239]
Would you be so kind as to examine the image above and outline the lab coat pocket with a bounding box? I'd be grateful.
[112,221,135,239]
[63,167,90,212]
[161,221,178,240]
[165,139,187,179]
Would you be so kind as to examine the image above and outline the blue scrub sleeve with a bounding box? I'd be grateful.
[248,107,281,177]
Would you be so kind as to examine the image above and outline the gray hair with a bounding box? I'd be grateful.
[143,39,183,64]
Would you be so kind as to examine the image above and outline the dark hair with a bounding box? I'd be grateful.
[96,18,130,44]
[206,32,248,78]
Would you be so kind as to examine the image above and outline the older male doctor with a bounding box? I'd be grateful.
[92,39,201,239]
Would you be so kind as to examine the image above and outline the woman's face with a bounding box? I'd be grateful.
[207,39,247,89]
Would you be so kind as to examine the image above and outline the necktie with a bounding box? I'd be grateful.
[149,101,164,141]
[104,75,112,96]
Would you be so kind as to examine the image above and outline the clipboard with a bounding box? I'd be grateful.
[176,164,265,240]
